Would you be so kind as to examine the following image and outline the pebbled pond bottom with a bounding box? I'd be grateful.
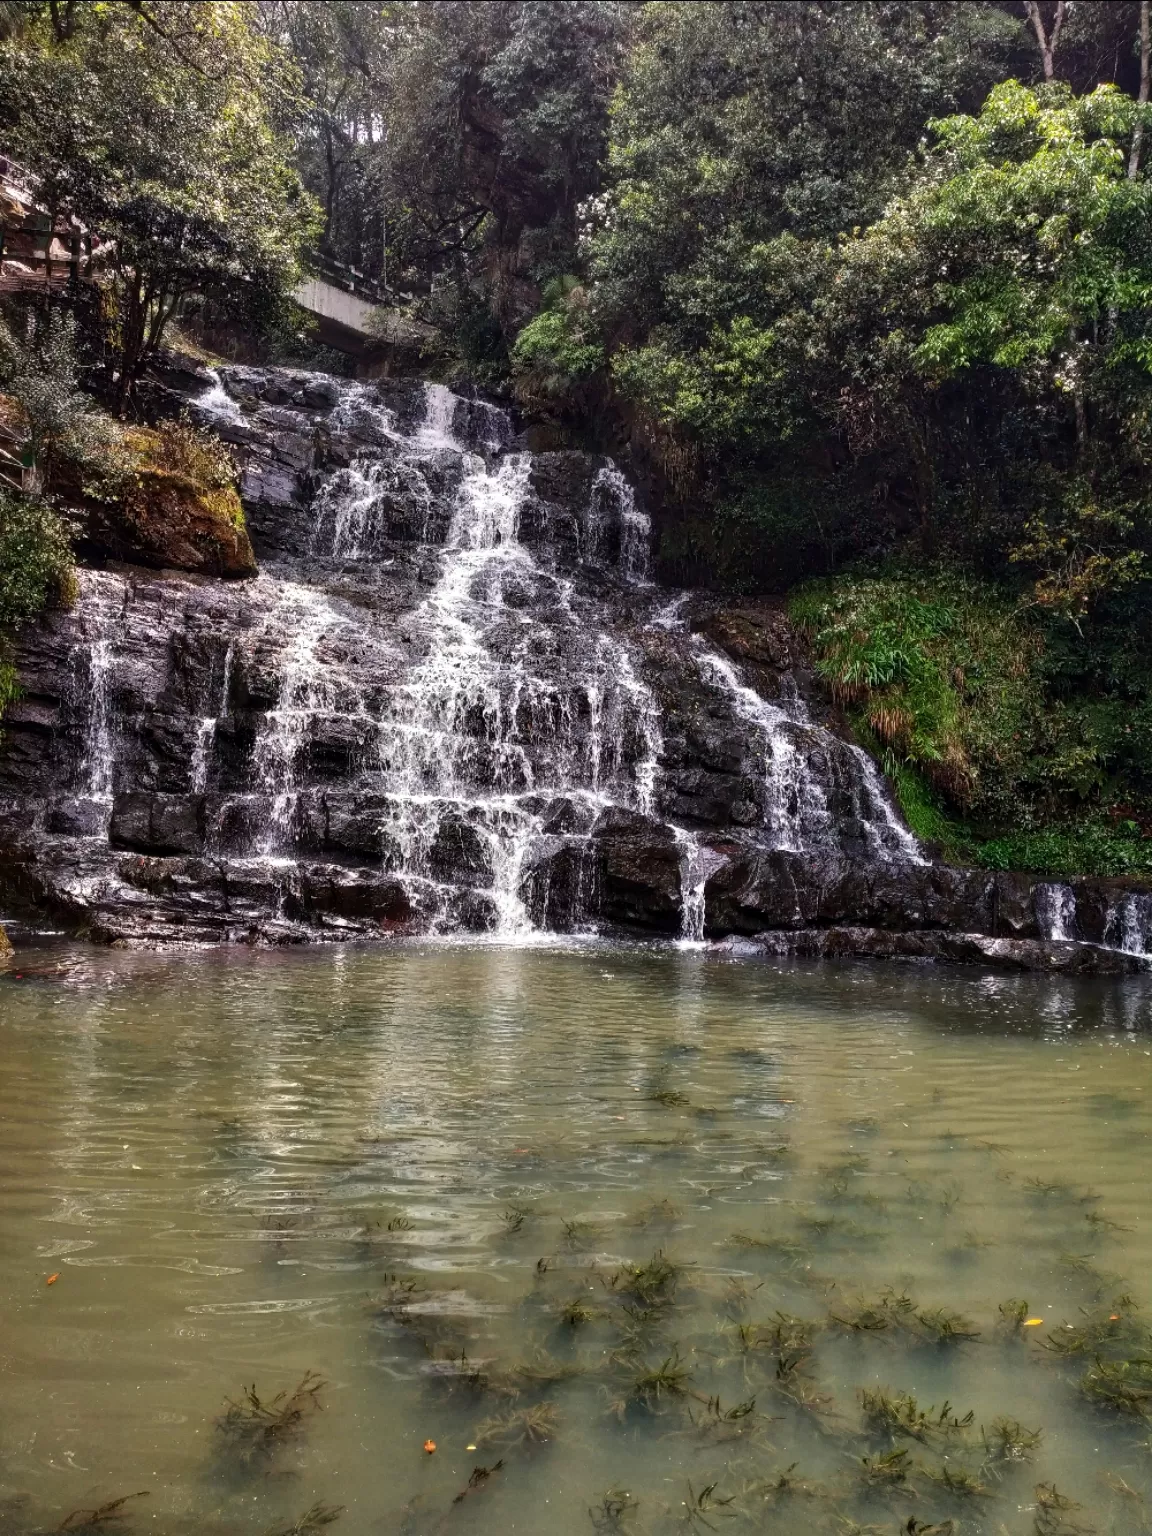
[2,941,1152,1535]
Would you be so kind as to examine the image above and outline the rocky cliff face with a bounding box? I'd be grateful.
[0,367,1147,971]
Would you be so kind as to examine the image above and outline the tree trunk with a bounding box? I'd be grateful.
[1130,1,1150,179]
[116,271,149,416]
[1024,0,1067,81]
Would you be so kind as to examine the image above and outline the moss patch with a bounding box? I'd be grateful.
[86,420,256,578]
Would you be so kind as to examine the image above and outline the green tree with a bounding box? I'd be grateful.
[591,2,1023,355]
[815,81,1152,603]
[256,1,395,282]
[380,1,633,333]
[0,1,321,407]
[0,311,112,492]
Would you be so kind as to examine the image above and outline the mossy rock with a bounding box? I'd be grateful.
[86,421,257,579]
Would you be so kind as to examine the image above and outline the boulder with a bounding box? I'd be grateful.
[83,422,257,578]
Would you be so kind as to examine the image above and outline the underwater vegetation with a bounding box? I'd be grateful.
[215,1373,326,1467]
[8,1075,1152,1536]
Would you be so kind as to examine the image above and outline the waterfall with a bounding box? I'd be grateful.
[196,368,242,423]
[75,573,127,813]
[651,595,923,864]
[82,638,115,803]
[1035,882,1077,942]
[12,367,931,947]
[1104,892,1152,956]
[365,389,665,933]
[587,464,652,584]
[189,642,233,794]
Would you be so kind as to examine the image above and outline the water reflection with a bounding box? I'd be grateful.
[1,944,1152,1533]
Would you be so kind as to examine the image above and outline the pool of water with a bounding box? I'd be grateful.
[3,943,1152,1536]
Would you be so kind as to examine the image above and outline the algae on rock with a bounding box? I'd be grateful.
[82,420,257,579]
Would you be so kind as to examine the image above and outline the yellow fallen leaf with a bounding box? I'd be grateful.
[1024,1317,1044,1326]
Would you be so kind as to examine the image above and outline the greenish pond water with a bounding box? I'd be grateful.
[3,942,1152,1536]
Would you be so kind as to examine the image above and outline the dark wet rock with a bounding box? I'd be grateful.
[46,798,108,838]
[521,836,598,930]
[741,926,1151,975]
[110,792,205,855]
[589,810,682,930]
[427,816,492,887]
[2,363,1152,964]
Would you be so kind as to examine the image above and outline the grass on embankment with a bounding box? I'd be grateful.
[790,569,1152,880]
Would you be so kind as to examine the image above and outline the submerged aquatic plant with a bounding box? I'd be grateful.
[264,1506,343,1536]
[215,1372,325,1466]
[648,1080,690,1108]
[609,1250,685,1309]
[768,1350,837,1423]
[475,1401,558,1449]
[503,1349,584,1389]
[451,1461,504,1506]
[632,1198,682,1228]
[913,1308,980,1346]
[558,1293,602,1327]
[562,1217,600,1249]
[922,1462,990,1499]
[1033,1483,1094,1536]
[727,1231,812,1268]
[369,1274,427,1323]
[1080,1357,1152,1417]
[1084,1210,1132,1235]
[674,1481,736,1531]
[981,1416,1043,1465]
[859,1388,972,1444]
[682,1394,762,1445]
[998,1298,1030,1336]
[628,1350,693,1409]
[1040,1297,1148,1359]
[740,1464,823,1506]
[732,1312,818,1358]
[57,1495,149,1533]
[858,1447,917,1492]
[1023,1177,1100,1205]
[829,1290,916,1336]
[589,1489,640,1533]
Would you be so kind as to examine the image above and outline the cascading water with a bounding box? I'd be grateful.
[189,642,233,795]
[650,593,924,866]
[1036,881,1077,942]
[2,364,942,948]
[1104,892,1152,956]
[366,387,665,933]
[74,573,129,814]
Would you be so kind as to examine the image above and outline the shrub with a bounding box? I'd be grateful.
[0,487,76,713]
[0,311,113,491]
[791,570,1042,818]
[120,420,245,530]
[512,277,604,407]
[0,489,76,627]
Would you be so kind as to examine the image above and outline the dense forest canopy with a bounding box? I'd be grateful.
[5,0,1152,874]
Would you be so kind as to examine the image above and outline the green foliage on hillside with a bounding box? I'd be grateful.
[793,568,1152,874]
[0,489,75,713]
